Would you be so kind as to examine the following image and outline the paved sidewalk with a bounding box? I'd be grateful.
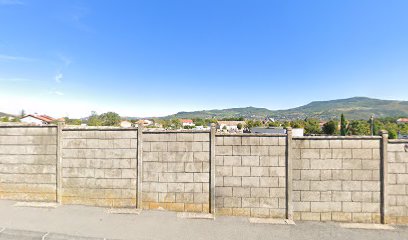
[0,200,408,240]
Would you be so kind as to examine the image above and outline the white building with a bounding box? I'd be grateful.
[181,119,195,127]
[20,114,58,125]
[217,121,245,132]
[120,120,132,128]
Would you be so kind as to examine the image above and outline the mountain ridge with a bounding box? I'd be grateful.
[165,97,408,120]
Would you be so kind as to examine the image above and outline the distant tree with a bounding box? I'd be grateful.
[340,114,348,136]
[291,119,305,128]
[244,120,254,130]
[87,111,102,126]
[254,120,263,127]
[304,118,321,135]
[1,117,9,122]
[349,120,371,135]
[322,120,338,135]
[268,121,281,127]
[237,123,243,130]
[20,109,25,118]
[99,112,121,126]
[64,117,81,125]
[171,119,182,129]
[222,125,227,130]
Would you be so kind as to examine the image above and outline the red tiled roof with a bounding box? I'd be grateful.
[23,114,55,123]
[397,118,408,123]
[181,119,193,123]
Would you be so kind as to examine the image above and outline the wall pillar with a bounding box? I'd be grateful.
[136,125,144,209]
[210,123,216,214]
[56,122,64,203]
[285,127,293,220]
[380,130,388,224]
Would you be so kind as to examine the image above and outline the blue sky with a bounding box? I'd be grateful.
[0,0,407,118]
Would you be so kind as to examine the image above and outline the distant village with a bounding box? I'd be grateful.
[1,110,408,140]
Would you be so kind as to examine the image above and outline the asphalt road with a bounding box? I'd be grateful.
[0,200,408,240]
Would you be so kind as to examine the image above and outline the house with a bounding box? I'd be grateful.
[20,114,63,125]
[217,121,245,131]
[136,119,153,127]
[397,118,408,124]
[120,120,132,128]
[181,119,195,127]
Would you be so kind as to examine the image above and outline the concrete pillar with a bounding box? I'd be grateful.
[380,130,388,224]
[137,125,144,209]
[56,122,64,203]
[285,127,293,220]
[210,123,216,214]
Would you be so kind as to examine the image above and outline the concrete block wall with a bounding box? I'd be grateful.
[387,140,408,224]
[61,129,138,207]
[142,132,210,212]
[0,127,57,202]
[293,137,382,223]
[215,135,287,218]
[1,125,408,224]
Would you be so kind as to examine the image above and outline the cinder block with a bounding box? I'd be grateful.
[259,156,279,167]
[310,181,341,191]
[251,188,269,197]
[343,181,362,191]
[301,191,320,201]
[216,146,233,156]
[194,173,209,182]
[311,159,342,169]
[332,191,351,202]
[223,156,241,166]
[301,149,320,159]
[224,197,241,207]
[250,146,269,156]
[361,140,380,149]
[223,137,242,146]
[259,198,279,208]
[259,137,279,146]
[301,170,321,180]
[259,177,279,187]
[342,159,362,169]
[361,203,380,213]
[242,137,260,146]
[361,181,380,191]
[352,149,373,159]
[311,202,341,212]
[224,177,242,187]
[216,166,232,177]
[269,146,286,156]
[176,133,194,141]
[332,170,354,181]
[232,208,251,216]
[175,193,194,203]
[242,177,259,187]
[293,180,310,191]
[342,202,362,212]
[269,167,285,177]
[310,140,330,149]
[352,170,373,180]
[332,212,352,222]
[332,149,352,159]
[167,162,185,172]
[250,167,269,177]
[342,140,362,149]
[193,133,209,142]
[233,187,251,197]
[242,197,259,208]
[185,162,203,173]
[230,167,250,178]
[251,208,270,218]
[241,156,259,166]
[301,212,321,221]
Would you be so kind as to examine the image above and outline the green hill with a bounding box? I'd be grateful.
[165,97,408,120]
